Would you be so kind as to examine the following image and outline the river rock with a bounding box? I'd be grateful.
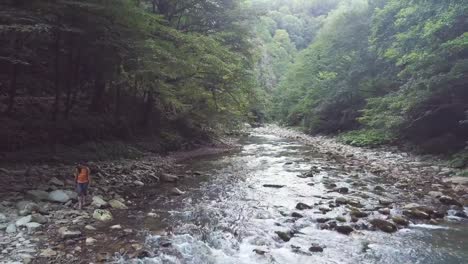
[335,197,348,205]
[58,227,82,239]
[319,206,332,213]
[133,180,145,186]
[6,223,17,233]
[16,201,40,216]
[392,216,409,226]
[296,202,312,210]
[171,187,185,196]
[291,212,303,218]
[443,177,468,185]
[374,186,385,192]
[403,209,430,219]
[378,199,393,206]
[428,191,444,198]
[455,211,467,218]
[350,209,368,218]
[309,243,324,252]
[91,196,108,208]
[336,187,349,194]
[335,225,354,235]
[161,173,179,183]
[275,231,292,242]
[370,219,397,233]
[26,190,49,201]
[92,209,113,222]
[0,213,6,223]
[316,217,332,223]
[439,196,462,206]
[48,190,70,203]
[263,184,285,188]
[86,237,97,246]
[25,222,41,233]
[336,216,346,222]
[31,214,48,224]
[110,224,122,230]
[63,190,78,200]
[109,199,128,209]
[85,225,96,231]
[378,208,390,215]
[40,248,57,257]
[253,249,267,255]
[16,215,32,226]
[49,177,65,186]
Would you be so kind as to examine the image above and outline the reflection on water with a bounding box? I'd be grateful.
[137,132,468,264]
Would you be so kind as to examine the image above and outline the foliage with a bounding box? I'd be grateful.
[267,0,468,152]
[0,0,256,151]
[339,129,393,147]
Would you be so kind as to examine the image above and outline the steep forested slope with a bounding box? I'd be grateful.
[268,0,468,156]
[0,0,256,154]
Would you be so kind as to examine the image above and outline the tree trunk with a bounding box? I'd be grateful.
[52,28,61,122]
[63,37,75,119]
[65,46,81,119]
[6,63,18,115]
[89,72,106,113]
[142,88,154,127]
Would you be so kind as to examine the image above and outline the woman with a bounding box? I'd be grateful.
[75,164,91,209]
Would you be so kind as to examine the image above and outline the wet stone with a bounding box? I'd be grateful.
[439,196,462,207]
[379,199,393,206]
[275,231,293,242]
[316,218,332,223]
[296,202,312,210]
[335,225,354,235]
[309,244,324,252]
[291,212,303,218]
[370,219,397,233]
[378,208,391,215]
[403,209,430,220]
[350,210,368,218]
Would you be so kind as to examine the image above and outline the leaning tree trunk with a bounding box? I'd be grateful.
[6,63,18,116]
[52,28,61,122]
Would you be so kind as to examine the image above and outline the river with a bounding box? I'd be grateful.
[126,130,468,264]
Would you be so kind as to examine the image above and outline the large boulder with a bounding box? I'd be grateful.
[93,209,113,222]
[16,215,32,227]
[109,199,127,209]
[6,223,17,233]
[25,222,42,233]
[26,190,49,201]
[31,213,48,224]
[16,201,40,216]
[439,196,462,207]
[48,190,71,203]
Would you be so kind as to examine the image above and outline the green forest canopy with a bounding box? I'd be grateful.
[0,0,467,157]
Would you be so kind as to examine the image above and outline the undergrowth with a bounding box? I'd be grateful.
[338,129,393,147]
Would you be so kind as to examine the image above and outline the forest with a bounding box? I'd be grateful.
[1,1,468,263]
[254,0,467,159]
[1,0,467,161]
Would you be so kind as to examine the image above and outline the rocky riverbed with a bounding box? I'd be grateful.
[0,126,467,263]
[0,143,236,264]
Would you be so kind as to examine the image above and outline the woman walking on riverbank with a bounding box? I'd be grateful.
[75,164,91,209]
